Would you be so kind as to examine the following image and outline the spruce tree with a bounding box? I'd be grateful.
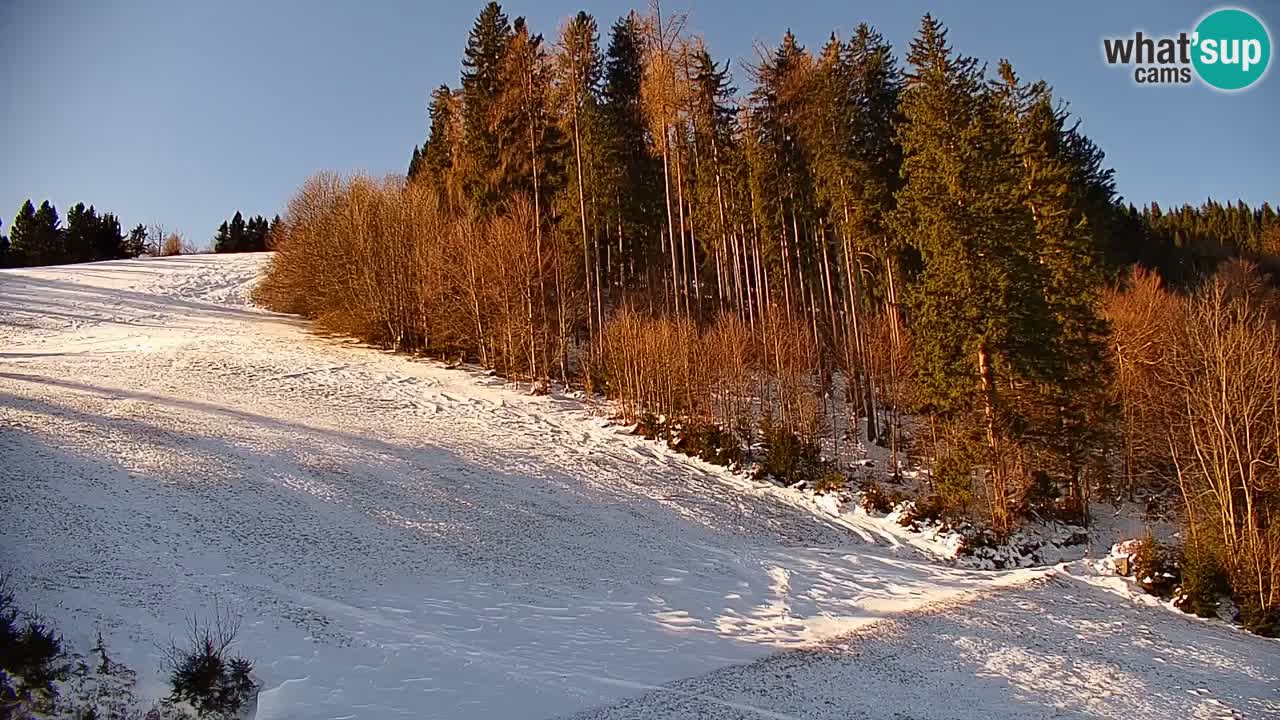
[94,212,124,260]
[498,17,561,207]
[555,10,605,342]
[8,200,38,267]
[214,221,232,253]
[0,217,8,268]
[125,223,148,258]
[748,31,816,315]
[891,15,1044,530]
[688,46,738,315]
[267,215,283,249]
[408,145,423,181]
[459,1,514,210]
[246,215,269,251]
[65,202,98,263]
[601,13,660,280]
[26,201,65,267]
[228,211,247,253]
[846,23,904,297]
[994,60,1113,520]
[421,85,461,205]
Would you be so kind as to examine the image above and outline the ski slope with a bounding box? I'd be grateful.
[1,255,1276,719]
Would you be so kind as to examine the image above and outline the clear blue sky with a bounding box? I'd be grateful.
[2,0,1276,248]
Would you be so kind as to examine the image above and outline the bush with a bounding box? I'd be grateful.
[812,471,847,495]
[1020,471,1060,518]
[162,609,257,719]
[1131,533,1181,599]
[0,574,70,715]
[957,527,1003,556]
[671,420,743,468]
[634,412,668,441]
[858,479,895,513]
[1174,540,1229,618]
[756,419,827,487]
[160,232,188,257]
[59,632,144,720]
[898,457,974,531]
[898,494,948,529]
[1237,600,1279,638]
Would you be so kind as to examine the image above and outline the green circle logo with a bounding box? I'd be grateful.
[1192,8,1271,90]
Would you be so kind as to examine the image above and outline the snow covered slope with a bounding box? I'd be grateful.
[1,256,1275,719]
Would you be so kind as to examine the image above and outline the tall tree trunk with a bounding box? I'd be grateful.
[525,64,548,379]
[569,70,594,351]
[674,135,696,320]
[977,341,1008,531]
[660,127,681,316]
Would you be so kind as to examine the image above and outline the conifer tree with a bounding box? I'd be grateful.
[994,61,1113,519]
[214,221,232,253]
[748,31,815,317]
[267,215,283,249]
[8,200,38,267]
[408,145,423,180]
[64,202,99,263]
[0,217,8,268]
[555,10,605,345]
[500,17,562,210]
[638,2,695,315]
[601,13,661,289]
[688,46,737,316]
[19,201,65,267]
[421,85,461,206]
[892,16,1044,530]
[228,211,247,253]
[95,212,124,260]
[460,2,514,210]
[125,223,148,258]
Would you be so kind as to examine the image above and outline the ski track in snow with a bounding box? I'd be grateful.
[0,255,1276,720]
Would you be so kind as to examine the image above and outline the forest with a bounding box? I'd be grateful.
[1,200,145,267]
[0,204,279,267]
[253,3,1280,635]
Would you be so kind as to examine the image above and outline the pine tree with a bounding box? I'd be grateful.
[408,145,423,180]
[65,202,99,263]
[601,13,661,289]
[21,201,65,267]
[892,16,1044,531]
[125,223,147,258]
[214,221,232,253]
[460,1,514,210]
[995,61,1113,521]
[0,217,8,268]
[8,200,38,267]
[228,211,247,253]
[94,212,124,260]
[555,10,605,345]
[420,85,461,205]
[748,31,815,317]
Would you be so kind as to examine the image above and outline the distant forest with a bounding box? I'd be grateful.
[0,204,281,268]
[227,2,1280,635]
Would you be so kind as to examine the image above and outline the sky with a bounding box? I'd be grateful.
[1,0,1276,248]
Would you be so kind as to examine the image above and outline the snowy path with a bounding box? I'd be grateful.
[572,576,1278,720]
[1,256,1276,719]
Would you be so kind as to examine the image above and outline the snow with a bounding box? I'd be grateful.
[1,255,1276,719]
[573,576,1277,720]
